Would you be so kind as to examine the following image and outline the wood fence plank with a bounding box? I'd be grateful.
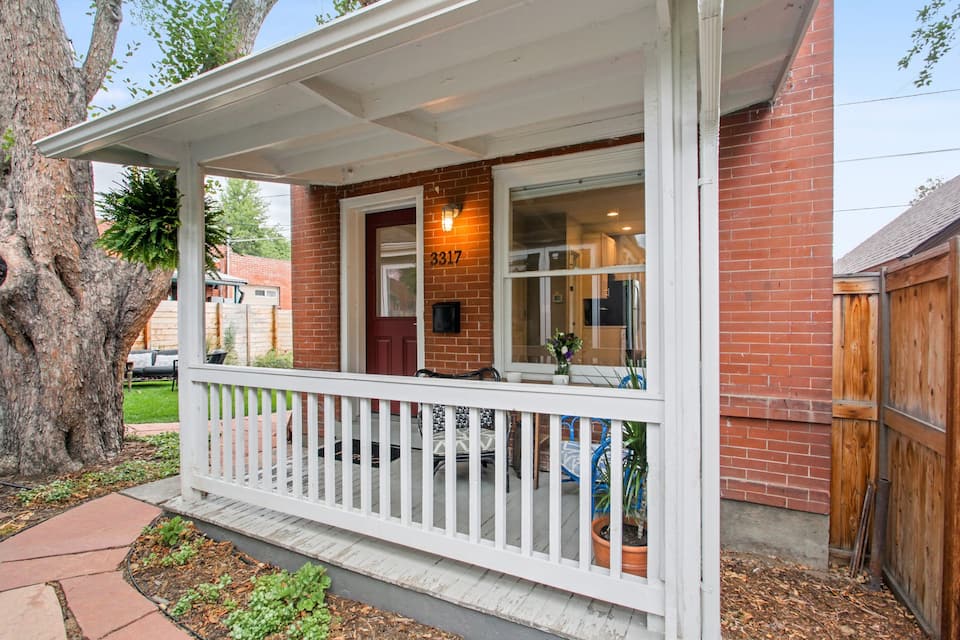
[941,238,960,640]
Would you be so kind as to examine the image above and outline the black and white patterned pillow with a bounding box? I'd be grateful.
[431,405,495,433]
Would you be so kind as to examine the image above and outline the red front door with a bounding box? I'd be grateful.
[365,210,418,379]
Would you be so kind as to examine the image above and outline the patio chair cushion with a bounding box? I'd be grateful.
[128,350,154,370]
[154,354,177,369]
[432,427,497,456]
[559,440,601,481]
[430,405,495,433]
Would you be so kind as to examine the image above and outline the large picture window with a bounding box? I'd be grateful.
[494,146,650,381]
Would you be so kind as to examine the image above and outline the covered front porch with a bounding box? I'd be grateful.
[37,0,819,637]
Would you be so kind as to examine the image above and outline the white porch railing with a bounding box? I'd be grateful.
[186,364,667,618]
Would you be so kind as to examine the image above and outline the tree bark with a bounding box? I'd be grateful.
[226,0,279,60]
[0,1,172,475]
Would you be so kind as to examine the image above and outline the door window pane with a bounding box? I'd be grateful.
[376,224,416,317]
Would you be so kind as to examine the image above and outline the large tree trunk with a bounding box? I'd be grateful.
[0,1,170,475]
[0,0,281,476]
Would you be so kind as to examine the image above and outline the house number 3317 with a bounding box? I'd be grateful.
[430,250,462,266]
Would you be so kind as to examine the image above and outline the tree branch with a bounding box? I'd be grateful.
[226,0,280,61]
[81,0,124,104]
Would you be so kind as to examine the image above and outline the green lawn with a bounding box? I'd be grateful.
[123,382,293,424]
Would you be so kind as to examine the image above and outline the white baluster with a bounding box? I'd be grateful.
[549,414,561,563]
[379,398,391,520]
[360,398,372,515]
[291,393,303,498]
[307,392,319,502]
[235,386,245,483]
[494,410,507,549]
[468,407,480,543]
[421,404,433,531]
[261,387,272,492]
[221,385,232,483]
[342,397,354,510]
[400,401,412,525]
[521,411,533,556]
[579,416,591,570]
[610,419,624,578]
[210,384,221,479]
[323,394,336,506]
[247,387,258,488]
[276,391,287,496]
[444,405,456,537]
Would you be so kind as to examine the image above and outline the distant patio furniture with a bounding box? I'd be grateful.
[127,349,178,389]
[415,366,510,490]
[172,349,228,390]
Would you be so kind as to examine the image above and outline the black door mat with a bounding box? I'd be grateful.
[318,439,401,467]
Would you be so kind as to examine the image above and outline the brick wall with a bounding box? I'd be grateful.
[215,253,292,309]
[291,136,643,373]
[717,0,833,514]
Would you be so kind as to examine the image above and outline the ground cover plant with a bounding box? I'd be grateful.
[127,517,462,640]
[0,432,179,539]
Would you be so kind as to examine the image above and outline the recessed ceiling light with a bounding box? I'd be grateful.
[621,226,632,231]
[607,210,619,217]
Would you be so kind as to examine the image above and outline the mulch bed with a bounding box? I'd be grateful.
[126,519,462,640]
[0,438,163,541]
[721,552,925,639]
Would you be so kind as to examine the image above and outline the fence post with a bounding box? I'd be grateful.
[245,304,252,366]
[216,302,224,348]
[272,305,279,351]
[942,238,960,640]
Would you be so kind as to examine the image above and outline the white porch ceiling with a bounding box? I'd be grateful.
[37,0,817,186]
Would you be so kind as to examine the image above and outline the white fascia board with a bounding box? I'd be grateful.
[34,0,522,161]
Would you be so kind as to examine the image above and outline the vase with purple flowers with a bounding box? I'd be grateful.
[544,329,583,384]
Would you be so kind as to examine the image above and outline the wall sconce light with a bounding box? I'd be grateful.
[441,203,462,232]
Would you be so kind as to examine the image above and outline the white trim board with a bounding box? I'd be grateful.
[339,187,425,374]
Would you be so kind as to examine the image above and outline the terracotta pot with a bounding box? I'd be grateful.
[591,515,647,577]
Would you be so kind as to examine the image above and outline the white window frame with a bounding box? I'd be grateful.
[492,143,659,386]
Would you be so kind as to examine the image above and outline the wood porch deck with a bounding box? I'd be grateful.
[165,440,656,639]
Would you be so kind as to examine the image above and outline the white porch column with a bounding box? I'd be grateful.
[698,1,724,638]
[650,0,706,637]
[177,149,207,501]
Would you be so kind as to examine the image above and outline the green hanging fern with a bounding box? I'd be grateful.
[97,167,227,273]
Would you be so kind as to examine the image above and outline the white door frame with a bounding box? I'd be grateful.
[339,187,425,374]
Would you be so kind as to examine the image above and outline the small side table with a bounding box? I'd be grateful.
[124,361,134,390]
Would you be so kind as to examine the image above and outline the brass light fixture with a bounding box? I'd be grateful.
[441,203,462,232]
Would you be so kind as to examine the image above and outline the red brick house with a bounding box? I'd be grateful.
[290,2,834,562]
[215,253,292,309]
[40,0,826,635]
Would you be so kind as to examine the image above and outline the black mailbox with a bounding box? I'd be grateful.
[432,301,461,334]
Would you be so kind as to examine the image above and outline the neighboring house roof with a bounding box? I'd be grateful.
[835,174,960,274]
[171,270,248,287]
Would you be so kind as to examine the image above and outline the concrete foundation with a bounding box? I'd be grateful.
[720,499,829,568]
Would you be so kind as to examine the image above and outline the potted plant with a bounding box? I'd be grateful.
[544,329,582,384]
[591,361,648,576]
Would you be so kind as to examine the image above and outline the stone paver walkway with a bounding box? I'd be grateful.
[0,493,190,640]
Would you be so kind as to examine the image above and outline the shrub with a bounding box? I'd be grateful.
[253,349,293,369]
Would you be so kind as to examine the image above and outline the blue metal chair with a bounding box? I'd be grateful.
[558,373,645,511]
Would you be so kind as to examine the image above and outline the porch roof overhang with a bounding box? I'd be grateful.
[37,0,816,186]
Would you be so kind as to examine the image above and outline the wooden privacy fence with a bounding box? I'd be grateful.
[832,238,960,639]
[132,300,293,365]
